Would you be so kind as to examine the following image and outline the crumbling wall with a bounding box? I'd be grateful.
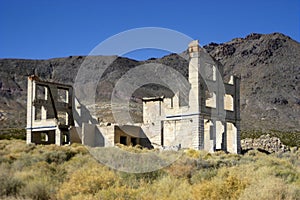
[241,134,290,153]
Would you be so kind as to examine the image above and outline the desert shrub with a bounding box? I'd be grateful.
[96,186,139,200]
[70,143,89,155]
[237,152,257,165]
[0,140,10,150]
[22,179,54,200]
[196,158,217,169]
[0,163,24,197]
[278,150,300,167]
[0,141,37,166]
[185,149,200,158]
[271,162,299,183]
[0,177,23,197]
[195,151,239,169]
[195,156,239,170]
[251,153,300,183]
[2,140,28,153]
[62,153,94,174]
[192,174,248,200]
[59,193,95,200]
[190,168,218,184]
[35,145,77,164]
[239,176,300,200]
[119,170,165,188]
[197,150,213,159]
[275,167,299,183]
[21,178,54,200]
[0,129,26,140]
[0,154,10,164]
[164,157,197,179]
[205,151,242,168]
[34,161,67,184]
[11,161,66,199]
[89,146,180,173]
[57,163,118,200]
[138,176,192,200]
[11,153,36,171]
[44,150,71,164]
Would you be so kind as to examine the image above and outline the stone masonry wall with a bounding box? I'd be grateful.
[241,134,290,153]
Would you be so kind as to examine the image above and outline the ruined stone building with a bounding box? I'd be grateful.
[26,75,74,145]
[26,40,241,153]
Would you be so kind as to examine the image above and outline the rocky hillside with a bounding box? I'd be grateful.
[0,33,299,133]
[203,33,300,132]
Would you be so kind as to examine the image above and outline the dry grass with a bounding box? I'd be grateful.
[0,139,299,200]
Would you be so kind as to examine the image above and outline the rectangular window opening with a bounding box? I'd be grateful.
[41,132,48,142]
[57,88,69,103]
[57,111,68,125]
[205,90,216,108]
[34,106,42,120]
[224,94,234,111]
[131,137,137,146]
[36,85,46,100]
[120,136,127,145]
[205,63,216,81]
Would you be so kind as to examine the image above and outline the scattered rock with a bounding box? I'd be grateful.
[241,134,290,153]
[215,44,236,57]
[272,96,289,105]
[245,33,262,40]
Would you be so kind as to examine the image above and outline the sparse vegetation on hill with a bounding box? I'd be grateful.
[0,140,299,200]
[0,128,25,140]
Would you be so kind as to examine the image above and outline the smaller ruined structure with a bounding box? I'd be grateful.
[241,134,290,153]
[26,75,74,145]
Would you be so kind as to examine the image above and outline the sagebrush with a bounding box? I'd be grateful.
[0,140,299,200]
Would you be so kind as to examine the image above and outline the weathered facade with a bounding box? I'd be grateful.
[26,75,74,145]
[26,40,241,153]
[139,40,241,153]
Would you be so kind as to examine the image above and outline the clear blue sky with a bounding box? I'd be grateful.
[0,0,299,60]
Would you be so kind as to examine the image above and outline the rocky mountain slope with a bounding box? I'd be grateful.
[0,33,299,133]
[203,33,299,131]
